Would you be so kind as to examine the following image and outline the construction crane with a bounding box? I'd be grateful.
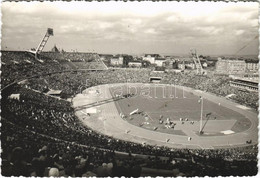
[190,49,204,75]
[29,28,54,59]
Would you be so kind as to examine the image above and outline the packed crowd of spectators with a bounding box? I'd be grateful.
[2,51,257,110]
[41,52,97,62]
[41,52,106,70]
[1,51,106,88]
[2,86,258,176]
[25,68,258,110]
[1,51,65,88]
[1,51,258,176]
[159,70,258,110]
[2,119,142,177]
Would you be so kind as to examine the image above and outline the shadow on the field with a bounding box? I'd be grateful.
[200,116,211,133]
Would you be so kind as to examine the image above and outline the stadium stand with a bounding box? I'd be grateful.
[1,51,258,176]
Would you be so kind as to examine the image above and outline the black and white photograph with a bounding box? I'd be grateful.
[1,1,259,177]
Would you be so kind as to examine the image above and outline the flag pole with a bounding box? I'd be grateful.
[199,97,203,134]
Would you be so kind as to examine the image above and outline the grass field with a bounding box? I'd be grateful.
[74,83,257,149]
[109,83,251,137]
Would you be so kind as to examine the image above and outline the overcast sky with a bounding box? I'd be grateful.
[1,1,259,56]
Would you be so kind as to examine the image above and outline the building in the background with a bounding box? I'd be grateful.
[215,59,246,75]
[178,62,185,70]
[245,59,259,73]
[110,55,123,66]
[154,57,166,67]
[185,61,195,69]
[142,54,160,64]
[128,61,142,68]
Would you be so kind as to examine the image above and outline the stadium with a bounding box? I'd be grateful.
[1,47,258,176]
[1,2,259,177]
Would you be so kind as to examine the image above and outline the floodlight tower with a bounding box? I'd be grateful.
[190,49,204,75]
[35,28,54,59]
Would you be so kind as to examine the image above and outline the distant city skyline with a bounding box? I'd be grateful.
[2,1,259,56]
